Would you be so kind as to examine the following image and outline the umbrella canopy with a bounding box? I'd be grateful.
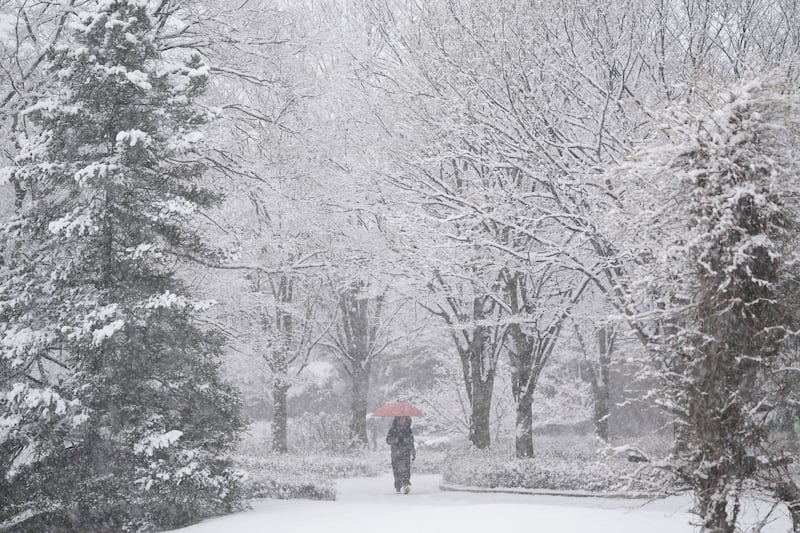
[371,402,423,417]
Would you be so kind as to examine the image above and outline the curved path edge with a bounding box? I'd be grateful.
[438,481,669,500]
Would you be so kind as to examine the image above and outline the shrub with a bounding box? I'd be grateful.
[290,413,357,453]
[235,452,385,501]
[441,436,677,495]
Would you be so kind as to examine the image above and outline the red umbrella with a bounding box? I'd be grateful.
[371,402,424,417]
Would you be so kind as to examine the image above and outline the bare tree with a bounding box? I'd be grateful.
[503,268,591,456]
[572,319,616,442]
[364,0,645,454]
[324,281,405,444]
[246,269,332,452]
[421,271,506,449]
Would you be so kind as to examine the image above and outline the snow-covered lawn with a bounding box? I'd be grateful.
[170,474,791,533]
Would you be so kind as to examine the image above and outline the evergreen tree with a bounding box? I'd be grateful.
[0,1,243,530]
[622,76,800,532]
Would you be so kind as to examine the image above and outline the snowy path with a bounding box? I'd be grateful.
[170,474,790,533]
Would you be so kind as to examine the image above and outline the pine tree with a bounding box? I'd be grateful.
[0,1,243,530]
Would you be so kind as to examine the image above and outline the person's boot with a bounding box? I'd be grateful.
[403,484,411,494]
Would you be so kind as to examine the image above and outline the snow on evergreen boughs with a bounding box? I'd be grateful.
[617,75,800,532]
[0,1,242,530]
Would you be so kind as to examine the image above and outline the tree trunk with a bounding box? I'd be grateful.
[469,370,493,449]
[11,174,26,209]
[439,291,501,451]
[464,320,496,450]
[515,394,533,458]
[334,283,384,448]
[789,502,800,533]
[697,492,735,533]
[508,329,534,458]
[349,364,370,445]
[272,376,290,453]
[688,346,749,533]
[270,274,293,454]
[504,272,575,458]
[776,481,800,533]
[593,396,609,442]
[593,327,612,442]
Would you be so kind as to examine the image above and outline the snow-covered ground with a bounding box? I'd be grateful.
[169,474,792,533]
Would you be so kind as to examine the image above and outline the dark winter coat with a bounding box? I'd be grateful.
[386,418,415,489]
[386,420,415,457]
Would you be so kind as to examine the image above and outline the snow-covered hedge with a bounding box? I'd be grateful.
[239,457,335,501]
[236,453,384,501]
[442,436,675,495]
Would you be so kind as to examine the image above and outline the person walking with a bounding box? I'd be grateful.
[386,416,416,493]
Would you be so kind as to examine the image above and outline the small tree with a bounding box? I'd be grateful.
[623,76,800,532]
[0,1,242,530]
[572,319,616,443]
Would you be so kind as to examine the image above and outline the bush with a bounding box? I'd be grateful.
[441,436,676,495]
[290,413,357,454]
[236,418,381,502]
[2,449,243,533]
[236,452,385,501]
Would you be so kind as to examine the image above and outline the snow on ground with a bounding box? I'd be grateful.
[170,474,791,533]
